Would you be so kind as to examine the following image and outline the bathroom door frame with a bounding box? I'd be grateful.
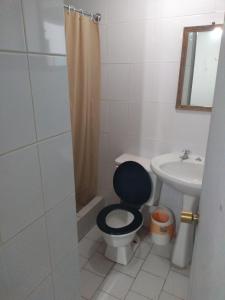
[188,21,225,300]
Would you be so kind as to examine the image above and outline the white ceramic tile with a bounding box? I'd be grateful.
[53,250,80,300]
[100,25,108,62]
[151,62,180,103]
[99,133,111,164]
[171,265,191,277]
[163,271,188,299]
[171,110,211,147]
[142,254,170,279]
[46,194,77,267]
[93,291,118,300]
[161,0,215,17]
[100,270,133,299]
[150,19,183,62]
[1,218,51,300]
[125,291,149,300]
[109,102,129,136]
[80,270,103,299]
[85,252,114,277]
[103,64,131,100]
[101,64,109,99]
[216,0,225,10]
[129,63,155,101]
[29,55,70,140]
[100,101,110,133]
[0,251,12,300]
[0,0,26,51]
[159,291,182,300]
[85,226,103,243]
[97,241,107,255]
[0,145,44,242]
[135,241,152,260]
[22,0,66,54]
[151,242,174,259]
[79,238,100,259]
[128,0,162,20]
[114,257,144,278]
[27,276,54,300]
[108,23,131,63]
[127,21,153,63]
[0,53,36,155]
[79,256,88,269]
[131,270,164,299]
[38,133,75,210]
[129,102,175,141]
[108,0,129,23]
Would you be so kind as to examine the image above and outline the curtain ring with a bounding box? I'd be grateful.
[79,9,84,16]
[68,5,71,13]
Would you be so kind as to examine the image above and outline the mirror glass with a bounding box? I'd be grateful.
[176,25,223,111]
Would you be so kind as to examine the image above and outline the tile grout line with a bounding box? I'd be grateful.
[0,48,67,57]
[80,226,190,300]
[0,130,71,158]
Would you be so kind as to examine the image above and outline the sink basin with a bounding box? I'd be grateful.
[151,152,205,268]
[151,153,204,197]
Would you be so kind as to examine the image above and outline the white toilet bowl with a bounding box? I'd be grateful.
[97,155,154,265]
[98,205,143,265]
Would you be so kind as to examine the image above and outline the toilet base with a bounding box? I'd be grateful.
[105,236,140,265]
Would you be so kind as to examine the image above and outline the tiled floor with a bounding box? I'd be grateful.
[79,226,190,300]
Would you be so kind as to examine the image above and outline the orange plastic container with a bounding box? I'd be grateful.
[150,207,175,246]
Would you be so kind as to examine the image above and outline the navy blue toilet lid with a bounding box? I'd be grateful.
[113,161,152,207]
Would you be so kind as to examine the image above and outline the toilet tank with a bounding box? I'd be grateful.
[115,153,156,206]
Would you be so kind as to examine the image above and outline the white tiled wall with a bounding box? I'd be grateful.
[0,1,79,300]
[69,0,224,219]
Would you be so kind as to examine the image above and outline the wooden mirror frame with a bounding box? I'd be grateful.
[176,24,223,112]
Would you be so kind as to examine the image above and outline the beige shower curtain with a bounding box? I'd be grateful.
[65,11,101,208]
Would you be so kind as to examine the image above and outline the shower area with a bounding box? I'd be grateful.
[64,3,104,238]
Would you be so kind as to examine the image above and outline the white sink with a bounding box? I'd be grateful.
[151,152,205,268]
[151,153,204,197]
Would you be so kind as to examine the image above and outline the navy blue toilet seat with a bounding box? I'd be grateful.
[97,204,143,236]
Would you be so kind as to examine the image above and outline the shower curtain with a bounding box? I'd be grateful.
[65,11,101,209]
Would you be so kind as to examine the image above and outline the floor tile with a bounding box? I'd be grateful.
[142,254,170,278]
[131,270,164,299]
[114,257,144,278]
[92,291,118,300]
[159,291,182,300]
[125,291,150,300]
[97,241,107,255]
[151,243,173,259]
[100,270,133,299]
[79,238,100,259]
[163,271,188,299]
[79,256,88,269]
[171,265,190,277]
[135,241,152,259]
[85,252,114,277]
[138,229,153,246]
[85,225,103,243]
[80,269,103,300]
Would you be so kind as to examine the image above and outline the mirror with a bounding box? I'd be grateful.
[176,24,223,112]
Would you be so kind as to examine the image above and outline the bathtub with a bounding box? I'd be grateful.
[76,196,105,241]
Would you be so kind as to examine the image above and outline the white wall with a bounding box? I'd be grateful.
[67,0,225,220]
[0,1,79,300]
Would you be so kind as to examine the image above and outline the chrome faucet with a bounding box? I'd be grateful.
[180,149,191,160]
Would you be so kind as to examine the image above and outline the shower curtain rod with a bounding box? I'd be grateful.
[64,4,101,22]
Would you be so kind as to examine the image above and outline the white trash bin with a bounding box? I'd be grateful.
[150,206,175,246]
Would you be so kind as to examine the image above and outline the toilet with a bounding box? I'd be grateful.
[97,154,155,265]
